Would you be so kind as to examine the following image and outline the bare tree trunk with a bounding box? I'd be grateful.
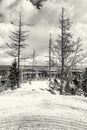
[17,13,21,88]
[49,34,52,88]
[17,42,20,87]
[60,8,64,94]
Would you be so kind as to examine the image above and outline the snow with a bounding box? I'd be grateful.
[0,81,87,129]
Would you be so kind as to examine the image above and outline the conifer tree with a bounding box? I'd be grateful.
[53,8,87,94]
[8,59,19,90]
[7,12,29,87]
[82,68,87,96]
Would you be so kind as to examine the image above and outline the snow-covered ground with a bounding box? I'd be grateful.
[0,81,87,130]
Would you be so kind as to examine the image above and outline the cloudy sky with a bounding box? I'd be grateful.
[0,0,87,66]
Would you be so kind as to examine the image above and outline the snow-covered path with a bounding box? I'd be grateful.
[0,81,87,130]
[0,115,87,130]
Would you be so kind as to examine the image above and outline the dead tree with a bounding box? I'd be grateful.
[7,12,29,88]
[53,8,87,94]
[32,49,36,70]
[49,34,52,88]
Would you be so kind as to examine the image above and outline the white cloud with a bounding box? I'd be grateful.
[0,0,87,65]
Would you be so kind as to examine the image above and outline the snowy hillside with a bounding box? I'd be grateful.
[0,81,87,130]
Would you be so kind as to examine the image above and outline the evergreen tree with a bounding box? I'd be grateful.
[82,68,87,96]
[8,59,19,90]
